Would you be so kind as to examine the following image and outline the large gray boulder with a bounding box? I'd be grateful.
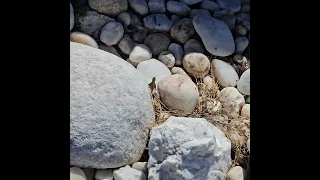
[193,14,235,57]
[70,42,155,169]
[148,116,232,180]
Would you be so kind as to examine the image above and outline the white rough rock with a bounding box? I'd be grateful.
[158,51,176,68]
[158,74,199,113]
[70,42,155,168]
[118,36,136,55]
[218,87,245,117]
[212,59,239,87]
[237,69,250,95]
[226,166,244,180]
[95,169,113,180]
[137,59,172,85]
[70,167,87,180]
[168,43,184,66]
[183,53,210,78]
[203,76,213,90]
[129,44,152,64]
[171,67,190,78]
[100,22,124,46]
[241,104,250,118]
[70,3,74,31]
[148,116,232,180]
[113,165,146,180]
[132,162,147,173]
[70,32,98,48]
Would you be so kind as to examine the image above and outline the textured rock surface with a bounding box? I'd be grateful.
[70,32,99,48]
[88,0,128,17]
[148,116,232,180]
[183,53,210,78]
[158,74,199,113]
[113,165,147,180]
[170,18,195,44]
[193,15,235,57]
[219,87,245,117]
[76,10,114,36]
[144,33,171,56]
[70,42,155,168]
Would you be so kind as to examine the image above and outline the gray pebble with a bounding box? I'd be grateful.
[170,18,195,44]
[117,12,131,27]
[235,36,249,54]
[200,0,220,13]
[100,22,124,46]
[189,9,211,19]
[128,0,149,15]
[184,39,205,54]
[158,51,176,68]
[144,33,171,56]
[143,14,173,32]
[148,0,166,14]
[168,43,184,66]
[117,36,137,55]
[166,1,191,16]
[171,15,181,24]
[234,24,247,36]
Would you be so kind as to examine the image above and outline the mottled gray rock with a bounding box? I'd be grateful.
[168,43,184,66]
[190,9,211,19]
[99,43,122,58]
[70,32,99,48]
[167,1,191,16]
[70,167,86,180]
[201,0,220,12]
[117,36,136,55]
[158,51,176,68]
[95,169,113,180]
[100,21,124,46]
[128,0,149,15]
[148,116,232,180]
[132,27,148,43]
[70,3,74,31]
[217,0,241,13]
[170,18,195,44]
[171,15,181,24]
[144,33,171,56]
[220,15,236,29]
[158,75,199,113]
[148,0,166,14]
[180,0,203,5]
[193,15,235,57]
[88,0,128,17]
[76,10,114,36]
[184,39,205,54]
[70,42,155,168]
[143,14,173,32]
[235,36,249,54]
[117,12,131,27]
[114,165,147,180]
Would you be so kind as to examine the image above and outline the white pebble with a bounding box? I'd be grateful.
[113,165,146,180]
[70,32,98,48]
[95,169,113,180]
[158,51,175,68]
[237,69,250,95]
[132,162,147,173]
[241,104,250,118]
[183,53,210,78]
[70,167,86,180]
[129,44,152,64]
[212,59,239,87]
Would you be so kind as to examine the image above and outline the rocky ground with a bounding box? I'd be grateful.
[70,0,250,179]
